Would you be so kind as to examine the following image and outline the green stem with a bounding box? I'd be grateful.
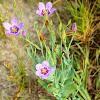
[36,28,44,57]
[47,26,54,54]
[40,21,46,33]
[47,26,51,33]
[74,71,91,100]
[14,7,30,39]
[61,38,63,70]
[19,36,41,50]
[44,43,54,64]
[68,32,75,51]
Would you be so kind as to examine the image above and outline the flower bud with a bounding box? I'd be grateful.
[20,8,23,12]
[59,22,62,31]
[62,30,66,40]
[13,2,16,8]
[40,33,44,41]
[22,29,27,37]
[37,30,44,41]
[45,21,49,27]
[72,22,77,32]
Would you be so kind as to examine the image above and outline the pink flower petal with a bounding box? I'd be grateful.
[14,32,20,36]
[19,23,24,30]
[5,31,13,35]
[50,8,56,15]
[36,10,44,16]
[36,64,43,70]
[11,16,18,26]
[36,71,42,76]
[49,67,54,73]
[42,61,49,68]
[38,2,45,11]
[46,2,52,10]
[43,74,49,79]
[5,31,10,34]
[2,22,11,30]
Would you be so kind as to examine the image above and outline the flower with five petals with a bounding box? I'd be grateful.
[2,16,24,36]
[36,2,56,17]
[36,61,54,79]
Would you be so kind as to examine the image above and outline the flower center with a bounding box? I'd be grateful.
[41,67,49,75]
[12,27,17,33]
[43,10,47,14]
[10,25,19,33]
[42,69,47,73]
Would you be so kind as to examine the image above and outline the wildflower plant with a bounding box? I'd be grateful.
[2,1,91,100]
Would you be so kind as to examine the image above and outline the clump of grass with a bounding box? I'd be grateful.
[0,36,35,99]
[64,0,99,46]
[62,0,100,99]
[73,44,100,99]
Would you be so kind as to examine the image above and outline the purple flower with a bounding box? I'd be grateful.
[36,61,54,79]
[22,29,27,37]
[36,2,56,17]
[2,16,24,36]
[72,22,77,32]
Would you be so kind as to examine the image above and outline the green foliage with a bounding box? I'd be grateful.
[64,0,99,43]
[95,92,100,100]
[63,1,100,99]
[38,68,76,99]
[0,91,9,100]
[96,49,100,90]
[27,47,32,58]
[27,16,78,99]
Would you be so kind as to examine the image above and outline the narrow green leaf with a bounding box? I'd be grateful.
[56,45,61,58]
[56,12,61,22]
[76,43,85,55]
[95,92,100,100]
[66,69,75,79]
[60,81,76,98]
[38,79,55,94]
[67,19,71,26]
[27,47,32,58]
